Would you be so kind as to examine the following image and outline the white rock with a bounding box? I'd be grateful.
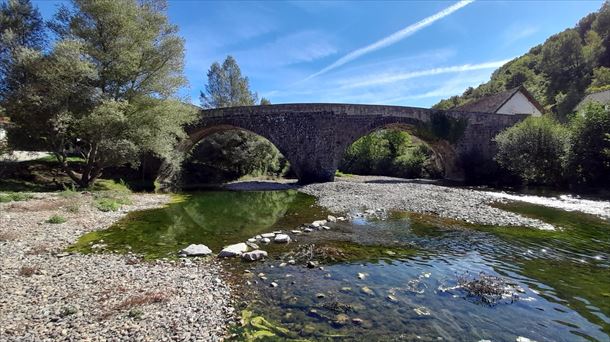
[322,225,331,230]
[218,243,248,257]
[311,220,327,227]
[180,244,212,256]
[261,237,271,244]
[247,238,257,243]
[261,233,275,238]
[291,230,301,234]
[516,338,537,342]
[337,216,346,221]
[274,234,291,243]
[241,250,268,261]
[327,215,337,222]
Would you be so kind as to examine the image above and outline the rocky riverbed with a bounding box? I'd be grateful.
[0,193,235,341]
[299,176,558,230]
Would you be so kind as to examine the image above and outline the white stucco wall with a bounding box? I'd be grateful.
[496,91,542,116]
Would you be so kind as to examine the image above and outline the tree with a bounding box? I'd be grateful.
[4,0,196,188]
[567,102,610,187]
[200,55,257,108]
[494,116,569,186]
[0,0,46,103]
[260,97,271,105]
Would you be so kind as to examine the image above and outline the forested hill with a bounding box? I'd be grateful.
[433,1,610,120]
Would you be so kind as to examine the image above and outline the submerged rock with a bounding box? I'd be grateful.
[274,234,291,243]
[360,286,374,296]
[218,243,248,257]
[180,244,212,257]
[241,250,268,261]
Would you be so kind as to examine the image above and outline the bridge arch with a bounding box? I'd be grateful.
[341,121,458,179]
[155,104,529,191]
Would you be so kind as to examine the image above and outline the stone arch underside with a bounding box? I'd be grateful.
[155,104,529,191]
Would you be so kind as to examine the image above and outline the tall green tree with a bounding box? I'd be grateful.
[4,0,196,187]
[200,55,258,108]
[567,103,610,187]
[0,0,46,103]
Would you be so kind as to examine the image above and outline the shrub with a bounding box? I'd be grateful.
[494,116,569,186]
[566,103,610,187]
[0,192,34,203]
[47,214,67,224]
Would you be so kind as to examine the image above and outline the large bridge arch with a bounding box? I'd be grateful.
[155,104,529,191]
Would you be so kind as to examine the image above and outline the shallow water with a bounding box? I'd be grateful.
[70,190,610,341]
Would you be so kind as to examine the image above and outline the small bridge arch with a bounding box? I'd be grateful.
[156,103,528,190]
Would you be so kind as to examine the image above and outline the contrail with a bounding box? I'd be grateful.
[342,59,510,89]
[304,0,475,81]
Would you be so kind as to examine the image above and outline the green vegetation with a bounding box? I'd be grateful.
[183,56,286,184]
[0,191,33,202]
[47,214,67,224]
[493,103,610,188]
[434,2,610,122]
[566,103,610,187]
[340,129,442,179]
[494,116,569,186]
[2,0,197,188]
[92,179,132,212]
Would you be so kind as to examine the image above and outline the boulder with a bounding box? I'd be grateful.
[180,244,212,257]
[241,250,268,261]
[274,234,291,243]
[218,243,248,257]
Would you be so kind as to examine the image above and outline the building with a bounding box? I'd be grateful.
[574,89,610,112]
[455,86,544,116]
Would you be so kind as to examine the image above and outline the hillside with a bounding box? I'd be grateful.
[434,1,610,120]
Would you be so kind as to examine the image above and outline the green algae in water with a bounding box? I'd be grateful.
[68,190,330,259]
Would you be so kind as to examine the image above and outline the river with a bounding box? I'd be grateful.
[70,189,610,341]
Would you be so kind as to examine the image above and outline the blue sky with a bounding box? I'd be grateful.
[34,0,603,108]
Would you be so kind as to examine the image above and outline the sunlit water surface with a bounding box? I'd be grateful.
[70,190,610,341]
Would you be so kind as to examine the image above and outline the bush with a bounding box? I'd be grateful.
[47,214,67,224]
[566,103,610,187]
[0,192,34,203]
[494,116,569,186]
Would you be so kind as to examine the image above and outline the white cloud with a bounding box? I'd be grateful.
[237,31,337,68]
[502,24,539,47]
[338,59,511,89]
[304,0,475,80]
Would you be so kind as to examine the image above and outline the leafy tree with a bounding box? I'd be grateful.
[184,56,283,183]
[200,55,258,108]
[0,0,46,108]
[566,103,610,187]
[494,116,569,186]
[3,0,196,188]
[260,97,271,105]
[587,66,610,93]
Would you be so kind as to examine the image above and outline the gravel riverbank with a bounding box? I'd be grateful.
[299,176,557,230]
[0,193,235,341]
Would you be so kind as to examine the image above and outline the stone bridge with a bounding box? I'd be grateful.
[156,103,528,190]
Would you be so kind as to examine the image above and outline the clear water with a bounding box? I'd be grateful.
[70,190,610,341]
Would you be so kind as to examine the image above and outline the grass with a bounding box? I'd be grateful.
[47,214,67,224]
[0,191,33,203]
[115,292,169,311]
[334,170,354,178]
[92,179,133,212]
